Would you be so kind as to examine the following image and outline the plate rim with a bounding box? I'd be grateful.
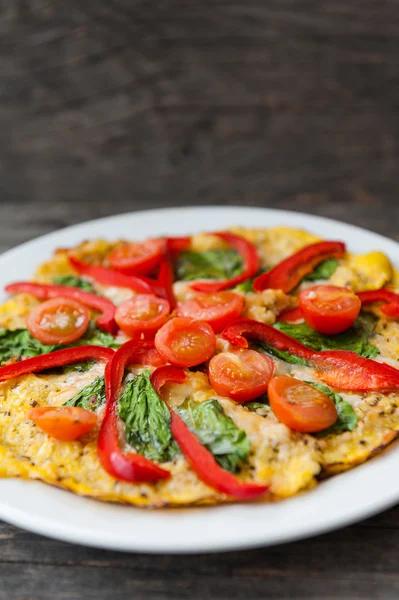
[0,204,398,554]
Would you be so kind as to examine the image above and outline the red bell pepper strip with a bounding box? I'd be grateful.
[158,256,177,310]
[98,340,170,483]
[357,289,399,318]
[253,241,346,293]
[69,256,164,297]
[277,306,304,323]
[5,282,118,334]
[222,318,399,391]
[151,366,269,499]
[191,232,260,292]
[222,318,315,359]
[310,350,399,391]
[0,345,114,382]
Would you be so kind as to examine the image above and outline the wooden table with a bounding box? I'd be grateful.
[1,1,399,598]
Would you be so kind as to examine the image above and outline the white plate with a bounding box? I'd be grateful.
[0,206,398,554]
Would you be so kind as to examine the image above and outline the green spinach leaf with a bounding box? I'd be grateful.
[256,341,311,366]
[76,321,120,349]
[55,322,119,372]
[234,267,271,293]
[305,381,358,436]
[64,376,106,410]
[0,328,58,364]
[53,275,96,293]
[118,370,178,462]
[175,250,243,282]
[0,321,119,373]
[302,258,338,282]
[274,314,378,359]
[175,398,250,472]
[245,397,271,416]
[56,360,95,374]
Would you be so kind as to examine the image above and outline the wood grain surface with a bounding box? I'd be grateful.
[1,1,399,598]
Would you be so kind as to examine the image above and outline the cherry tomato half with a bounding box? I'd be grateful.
[27,298,90,345]
[209,349,274,403]
[28,406,97,441]
[115,295,170,336]
[299,285,361,335]
[155,317,216,367]
[177,291,244,333]
[108,238,165,275]
[268,376,338,432]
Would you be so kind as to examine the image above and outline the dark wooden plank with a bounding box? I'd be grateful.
[1,0,399,598]
[1,562,399,600]
[1,514,399,599]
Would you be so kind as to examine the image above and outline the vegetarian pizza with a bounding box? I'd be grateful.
[0,227,399,506]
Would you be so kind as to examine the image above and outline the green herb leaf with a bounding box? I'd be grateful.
[245,398,271,416]
[274,314,378,359]
[0,321,119,373]
[64,376,106,410]
[257,341,311,366]
[44,361,96,376]
[234,278,255,293]
[53,322,120,373]
[59,360,96,374]
[118,370,178,462]
[302,258,338,282]
[0,329,58,364]
[305,381,358,436]
[76,321,120,349]
[175,398,250,472]
[53,275,96,293]
[234,267,271,293]
[175,250,243,282]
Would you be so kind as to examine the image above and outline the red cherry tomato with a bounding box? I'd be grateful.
[177,291,244,333]
[299,285,361,334]
[209,349,274,403]
[115,295,170,336]
[268,376,338,432]
[108,239,165,275]
[155,317,216,367]
[27,298,90,345]
[28,406,97,441]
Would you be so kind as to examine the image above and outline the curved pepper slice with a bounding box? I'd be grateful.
[158,256,177,310]
[69,256,164,297]
[253,241,346,293]
[222,318,314,360]
[98,339,170,483]
[357,289,399,318]
[0,345,114,382]
[6,282,118,334]
[222,318,399,391]
[151,366,269,499]
[310,350,399,391]
[191,232,260,292]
